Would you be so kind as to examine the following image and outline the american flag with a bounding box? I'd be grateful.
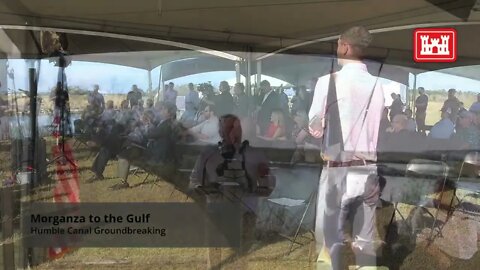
[49,111,79,259]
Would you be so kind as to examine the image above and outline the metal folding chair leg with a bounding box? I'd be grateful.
[428,172,449,242]
[288,190,317,255]
[142,173,151,184]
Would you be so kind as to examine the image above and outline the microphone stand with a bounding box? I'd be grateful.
[48,51,76,167]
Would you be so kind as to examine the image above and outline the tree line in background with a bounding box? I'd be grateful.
[18,84,477,114]
[422,89,478,102]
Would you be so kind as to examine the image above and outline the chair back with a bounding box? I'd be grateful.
[464,152,480,166]
[406,159,448,179]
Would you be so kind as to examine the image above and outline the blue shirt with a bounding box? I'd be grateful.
[469,101,480,113]
[429,118,454,139]
[185,90,200,111]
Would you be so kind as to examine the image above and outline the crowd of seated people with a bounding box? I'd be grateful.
[378,91,480,167]
[76,78,480,190]
[79,79,323,189]
[175,80,318,159]
[81,98,182,188]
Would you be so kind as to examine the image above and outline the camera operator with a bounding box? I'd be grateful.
[189,114,275,269]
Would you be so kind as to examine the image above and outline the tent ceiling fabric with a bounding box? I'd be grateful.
[0,0,476,50]
[160,54,410,86]
[0,0,479,82]
[70,51,205,71]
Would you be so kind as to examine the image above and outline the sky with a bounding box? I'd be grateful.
[5,59,480,95]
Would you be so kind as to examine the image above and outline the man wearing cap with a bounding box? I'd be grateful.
[442,88,460,121]
[308,26,384,268]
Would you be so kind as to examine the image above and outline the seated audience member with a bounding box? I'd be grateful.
[290,110,313,163]
[114,100,133,126]
[291,87,309,115]
[113,103,178,189]
[292,110,310,144]
[180,107,197,128]
[258,109,287,141]
[75,103,102,136]
[469,93,480,113]
[429,109,455,139]
[100,100,116,123]
[453,110,480,150]
[145,102,179,161]
[126,111,156,145]
[89,123,128,181]
[145,98,154,111]
[189,105,221,144]
[404,108,417,132]
[474,111,480,130]
[131,104,143,121]
[379,114,426,155]
[152,101,165,122]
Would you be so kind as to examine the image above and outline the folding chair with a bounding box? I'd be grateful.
[263,190,316,255]
[388,159,449,242]
[450,152,480,216]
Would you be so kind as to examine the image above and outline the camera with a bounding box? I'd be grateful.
[214,141,251,191]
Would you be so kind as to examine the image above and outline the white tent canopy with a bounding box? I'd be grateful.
[0,1,479,88]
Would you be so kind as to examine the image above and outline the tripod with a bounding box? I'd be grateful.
[48,52,76,167]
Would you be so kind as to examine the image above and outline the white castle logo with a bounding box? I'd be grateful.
[420,35,450,55]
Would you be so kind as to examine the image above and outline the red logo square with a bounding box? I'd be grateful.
[413,28,457,63]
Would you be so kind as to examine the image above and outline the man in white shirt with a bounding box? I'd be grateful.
[308,26,385,268]
[189,105,221,144]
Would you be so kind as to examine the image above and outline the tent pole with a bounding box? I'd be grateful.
[157,66,163,103]
[235,61,241,84]
[411,73,417,110]
[246,51,252,96]
[256,60,262,90]
[147,70,152,94]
